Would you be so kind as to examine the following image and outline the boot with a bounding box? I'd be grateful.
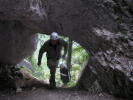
[49,79,56,89]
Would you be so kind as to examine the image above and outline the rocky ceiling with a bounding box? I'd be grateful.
[0,0,133,99]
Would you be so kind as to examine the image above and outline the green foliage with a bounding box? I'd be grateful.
[72,42,88,67]
[26,34,88,87]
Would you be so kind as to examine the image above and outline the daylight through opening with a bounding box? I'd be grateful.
[23,33,88,88]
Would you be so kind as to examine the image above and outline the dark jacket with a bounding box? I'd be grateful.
[38,39,68,63]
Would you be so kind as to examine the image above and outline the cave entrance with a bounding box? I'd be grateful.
[24,34,88,88]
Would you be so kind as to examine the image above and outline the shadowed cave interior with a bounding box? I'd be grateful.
[0,0,133,100]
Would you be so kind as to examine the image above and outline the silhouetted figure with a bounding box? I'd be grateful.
[60,63,70,88]
[38,32,68,88]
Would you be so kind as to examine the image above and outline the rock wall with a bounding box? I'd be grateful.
[0,0,49,64]
[46,0,133,98]
[0,20,37,64]
[0,0,132,99]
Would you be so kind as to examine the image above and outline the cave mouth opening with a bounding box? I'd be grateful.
[23,33,89,88]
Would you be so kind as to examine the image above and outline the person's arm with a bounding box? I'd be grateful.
[38,43,47,66]
[62,40,68,59]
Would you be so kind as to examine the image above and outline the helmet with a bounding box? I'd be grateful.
[50,32,59,40]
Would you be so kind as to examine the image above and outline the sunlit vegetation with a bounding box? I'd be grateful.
[24,34,88,87]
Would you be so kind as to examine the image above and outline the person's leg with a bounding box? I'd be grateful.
[61,76,68,88]
[47,59,58,88]
[49,67,56,88]
[61,83,67,88]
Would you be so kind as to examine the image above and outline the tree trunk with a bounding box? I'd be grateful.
[67,39,73,71]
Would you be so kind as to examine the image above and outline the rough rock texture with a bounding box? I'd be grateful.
[47,0,133,99]
[0,0,49,64]
[0,64,48,92]
[0,64,23,89]
[0,21,38,64]
[0,0,133,99]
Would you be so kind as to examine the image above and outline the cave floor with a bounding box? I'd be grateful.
[0,88,125,100]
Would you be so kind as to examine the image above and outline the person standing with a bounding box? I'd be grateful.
[38,32,68,88]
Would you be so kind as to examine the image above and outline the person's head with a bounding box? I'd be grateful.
[60,63,67,69]
[50,32,59,45]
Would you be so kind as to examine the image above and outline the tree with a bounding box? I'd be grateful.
[67,39,73,71]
